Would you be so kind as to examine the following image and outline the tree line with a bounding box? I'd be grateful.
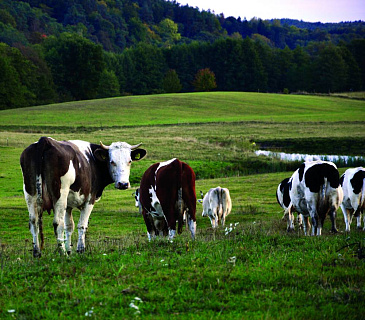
[0,0,365,109]
[1,33,364,109]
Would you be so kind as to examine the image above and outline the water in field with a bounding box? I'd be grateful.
[255,150,365,165]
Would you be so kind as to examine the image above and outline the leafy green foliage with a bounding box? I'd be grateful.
[163,69,182,93]
[43,33,105,101]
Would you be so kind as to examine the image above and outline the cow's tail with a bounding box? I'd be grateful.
[318,177,328,215]
[216,187,223,218]
[177,160,184,234]
[35,137,51,250]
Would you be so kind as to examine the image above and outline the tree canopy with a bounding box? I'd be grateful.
[0,0,364,109]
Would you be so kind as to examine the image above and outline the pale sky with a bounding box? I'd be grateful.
[179,0,365,23]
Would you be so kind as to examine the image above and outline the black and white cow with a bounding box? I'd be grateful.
[340,167,365,232]
[133,188,142,214]
[20,137,147,257]
[138,158,197,240]
[276,178,302,232]
[201,186,232,228]
[288,160,343,236]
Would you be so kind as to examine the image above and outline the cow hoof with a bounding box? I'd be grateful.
[357,226,363,230]
[33,250,41,258]
[331,228,339,234]
[286,228,294,233]
[67,251,72,256]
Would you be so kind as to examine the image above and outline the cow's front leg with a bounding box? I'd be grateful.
[77,203,94,253]
[186,208,196,240]
[302,215,310,236]
[65,207,75,254]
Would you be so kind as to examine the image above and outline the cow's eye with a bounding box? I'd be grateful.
[110,160,116,166]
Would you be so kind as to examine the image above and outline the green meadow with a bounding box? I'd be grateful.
[0,92,364,319]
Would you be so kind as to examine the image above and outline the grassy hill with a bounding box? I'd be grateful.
[0,92,364,319]
[1,92,364,129]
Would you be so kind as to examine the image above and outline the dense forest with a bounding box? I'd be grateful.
[0,0,365,109]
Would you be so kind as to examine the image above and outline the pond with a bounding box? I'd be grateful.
[255,150,365,165]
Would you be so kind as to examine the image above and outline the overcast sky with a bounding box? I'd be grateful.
[179,0,365,23]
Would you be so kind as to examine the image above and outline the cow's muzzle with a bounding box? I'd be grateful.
[116,182,130,190]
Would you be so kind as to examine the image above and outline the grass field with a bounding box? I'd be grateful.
[0,92,365,319]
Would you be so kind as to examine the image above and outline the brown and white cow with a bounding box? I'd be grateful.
[340,167,365,232]
[20,137,147,257]
[201,186,232,228]
[276,178,303,232]
[288,160,343,236]
[138,158,197,240]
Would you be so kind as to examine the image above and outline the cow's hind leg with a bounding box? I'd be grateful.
[65,207,74,255]
[25,191,42,257]
[53,198,68,255]
[329,206,338,233]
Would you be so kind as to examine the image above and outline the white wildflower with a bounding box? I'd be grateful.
[85,307,94,317]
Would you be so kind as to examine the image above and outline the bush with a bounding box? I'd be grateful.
[193,68,217,92]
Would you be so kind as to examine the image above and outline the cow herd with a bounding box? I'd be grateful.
[20,137,365,257]
[276,161,365,235]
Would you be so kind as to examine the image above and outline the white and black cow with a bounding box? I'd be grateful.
[20,137,147,257]
[201,186,232,228]
[133,188,142,214]
[138,158,197,240]
[276,178,303,232]
[340,167,365,232]
[288,160,343,236]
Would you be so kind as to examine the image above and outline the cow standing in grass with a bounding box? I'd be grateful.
[201,186,232,228]
[340,167,365,231]
[276,178,303,232]
[20,137,147,257]
[288,160,343,236]
[138,158,197,240]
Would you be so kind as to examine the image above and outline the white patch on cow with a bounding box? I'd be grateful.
[156,158,176,174]
[70,140,92,162]
[148,186,165,218]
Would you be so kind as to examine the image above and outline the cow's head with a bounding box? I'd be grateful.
[96,141,147,190]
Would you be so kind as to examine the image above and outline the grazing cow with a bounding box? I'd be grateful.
[288,160,343,236]
[133,188,142,214]
[340,167,365,231]
[20,137,147,257]
[138,158,196,240]
[201,186,232,228]
[276,178,303,232]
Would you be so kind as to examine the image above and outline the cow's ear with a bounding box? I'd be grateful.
[131,148,147,161]
[94,148,109,162]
